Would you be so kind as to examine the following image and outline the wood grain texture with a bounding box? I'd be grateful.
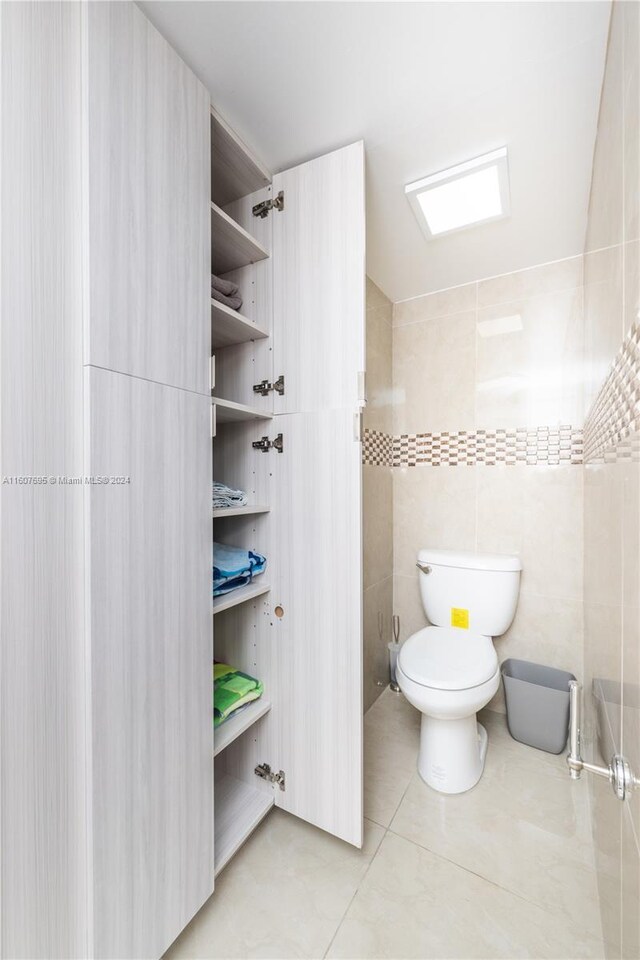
[213,188,274,412]
[212,579,271,615]
[212,421,276,800]
[210,300,268,350]
[86,367,213,959]
[211,203,268,274]
[272,141,366,415]
[212,397,273,424]
[0,4,89,957]
[212,504,270,519]
[211,108,271,208]
[214,700,272,758]
[84,1,210,394]
[271,409,363,847]
[213,771,273,876]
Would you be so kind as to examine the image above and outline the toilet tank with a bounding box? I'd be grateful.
[417,548,521,637]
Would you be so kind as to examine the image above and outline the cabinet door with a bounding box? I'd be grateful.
[0,4,88,956]
[85,367,212,959]
[272,141,366,415]
[271,409,363,847]
[84,1,210,394]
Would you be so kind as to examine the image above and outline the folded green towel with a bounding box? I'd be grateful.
[213,661,264,727]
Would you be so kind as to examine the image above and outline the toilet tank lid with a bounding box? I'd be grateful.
[417,548,522,572]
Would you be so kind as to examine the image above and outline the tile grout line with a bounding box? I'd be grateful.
[393,252,585,307]
[321,822,388,960]
[385,822,601,943]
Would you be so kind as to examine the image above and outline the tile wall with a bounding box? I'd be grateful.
[390,255,585,712]
[582,2,640,956]
[362,278,393,712]
[360,2,640,951]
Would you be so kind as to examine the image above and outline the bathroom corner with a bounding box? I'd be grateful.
[363,277,394,713]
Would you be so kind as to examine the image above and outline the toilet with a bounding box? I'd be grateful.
[397,548,521,794]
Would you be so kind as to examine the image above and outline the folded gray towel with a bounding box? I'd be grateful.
[211,273,240,297]
[212,287,243,311]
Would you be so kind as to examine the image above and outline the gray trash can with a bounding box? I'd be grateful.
[501,658,576,754]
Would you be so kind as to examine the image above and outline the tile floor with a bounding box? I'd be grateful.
[165,689,605,960]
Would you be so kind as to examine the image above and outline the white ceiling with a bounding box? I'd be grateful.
[139,1,610,303]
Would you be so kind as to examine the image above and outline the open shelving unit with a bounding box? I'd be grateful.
[211,202,268,274]
[214,699,272,758]
[211,299,269,350]
[211,396,272,425]
[214,772,274,877]
[211,109,271,208]
[212,504,270,519]
[211,104,276,881]
[212,579,270,615]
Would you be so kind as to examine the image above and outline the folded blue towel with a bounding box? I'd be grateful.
[213,541,267,597]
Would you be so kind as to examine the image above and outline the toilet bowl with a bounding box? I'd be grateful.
[397,627,500,793]
[397,548,521,794]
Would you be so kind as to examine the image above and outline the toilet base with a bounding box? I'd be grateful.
[417,714,488,794]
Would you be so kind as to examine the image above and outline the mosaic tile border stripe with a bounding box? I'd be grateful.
[583,319,640,463]
[362,426,583,467]
[362,429,394,466]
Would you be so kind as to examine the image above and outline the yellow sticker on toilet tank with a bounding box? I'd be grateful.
[451,607,469,629]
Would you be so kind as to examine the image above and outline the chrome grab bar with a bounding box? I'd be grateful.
[567,680,639,801]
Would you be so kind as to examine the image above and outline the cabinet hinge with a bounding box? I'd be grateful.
[252,190,284,219]
[253,375,285,397]
[255,763,285,791]
[252,433,284,454]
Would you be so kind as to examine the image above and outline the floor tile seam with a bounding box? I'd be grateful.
[384,823,604,943]
[377,769,419,835]
[322,822,389,959]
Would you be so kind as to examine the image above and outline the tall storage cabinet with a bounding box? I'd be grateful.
[0,3,365,958]
[1,3,213,958]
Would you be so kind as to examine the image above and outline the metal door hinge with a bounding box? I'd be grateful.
[252,433,284,454]
[567,681,639,801]
[253,375,285,398]
[252,190,284,219]
[253,379,271,397]
[255,762,285,791]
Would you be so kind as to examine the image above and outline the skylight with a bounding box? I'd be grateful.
[406,148,510,239]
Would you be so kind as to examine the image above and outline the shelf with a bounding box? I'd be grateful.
[214,699,272,758]
[212,504,271,519]
[214,772,274,876]
[211,202,268,274]
[211,109,272,207]
[212,579,270,615]
[211,299,269,350]
[211,396,272,425]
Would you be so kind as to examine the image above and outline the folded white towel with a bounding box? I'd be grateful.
[212,481,248,509]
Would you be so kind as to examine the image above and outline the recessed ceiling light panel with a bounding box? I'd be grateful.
[406,147,510,239]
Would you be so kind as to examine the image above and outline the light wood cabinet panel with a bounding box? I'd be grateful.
[84,1,210,394]
[0,4,88,957]
[85,367,213,959]
[271,409,363,847]
[272,142,366,415]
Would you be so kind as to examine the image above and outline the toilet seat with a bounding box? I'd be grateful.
[398,626,498,691]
